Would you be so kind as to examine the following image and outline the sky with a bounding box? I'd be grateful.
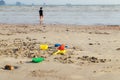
[4,0,120,5]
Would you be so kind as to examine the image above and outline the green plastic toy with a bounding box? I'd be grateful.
[32,57,44,63]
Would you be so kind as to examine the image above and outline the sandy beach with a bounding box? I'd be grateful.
[0,24,120,80]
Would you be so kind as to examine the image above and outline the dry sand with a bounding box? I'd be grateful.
[0,24,120,80]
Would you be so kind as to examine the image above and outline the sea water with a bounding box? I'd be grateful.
[0,5,120,25]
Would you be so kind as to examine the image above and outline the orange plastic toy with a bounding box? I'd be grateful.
[58,44,65,50]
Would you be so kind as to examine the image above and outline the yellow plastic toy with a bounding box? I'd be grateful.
[40,44,48,50]
[53,50,66,55]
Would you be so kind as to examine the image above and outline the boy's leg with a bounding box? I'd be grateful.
[40,16,44,25]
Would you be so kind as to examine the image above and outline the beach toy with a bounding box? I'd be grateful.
[58,44,65,50]
[40,44,48,50]
[32,57,44,63]
[59,50,66,54]
[54,43,61,47]
[53,50,66,55]
[55,43,68,48]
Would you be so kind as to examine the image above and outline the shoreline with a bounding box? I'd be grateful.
[1,23,120,27]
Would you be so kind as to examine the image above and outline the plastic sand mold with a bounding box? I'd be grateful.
[40,44,48,50]
[54,43,61,47]
[32,57,44,63]
[53,50,66,55]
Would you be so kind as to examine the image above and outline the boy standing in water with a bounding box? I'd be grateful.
[39,7,44,24]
